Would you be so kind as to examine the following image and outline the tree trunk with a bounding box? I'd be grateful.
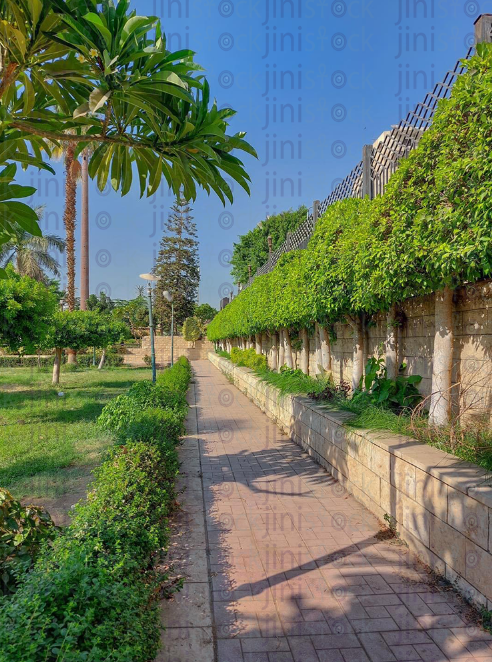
[52,348,62,384]
[79,149,89,311]
[429,286,454,426]
[300,328,309,375]
[319,325,331,372]
[350,315,364,392]
[98,348,106,370]
[278,329,285,370]
[385,304,398,380]
[255,333,261,355]
[284,329,293,369]
[64,144,77,311]
[64,144,77,364]
[270,332,278,371]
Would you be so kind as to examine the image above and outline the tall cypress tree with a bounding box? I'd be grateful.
[154,197,199,333]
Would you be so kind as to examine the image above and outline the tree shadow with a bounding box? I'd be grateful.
[194,359,492,653]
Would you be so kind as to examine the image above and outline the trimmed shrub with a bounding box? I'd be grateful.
[0,358,192,662]
[230,347,267,371]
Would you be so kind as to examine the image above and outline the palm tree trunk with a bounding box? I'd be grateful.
[64,144,78,364]
[79,149,89,311]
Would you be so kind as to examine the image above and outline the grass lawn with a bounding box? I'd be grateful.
[0,366,151,523]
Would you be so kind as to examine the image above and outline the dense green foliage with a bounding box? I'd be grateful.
[0,490,58,595]
[46,310,128,351]
[0,266,58,352]
[230,206,308,285]
[0,0,254,256]
[0,351,123,368]
[352,356,422,410]
[0,358,191,662]
[230,347,267,370]
[182,316,204,342]
[210,46,492,341]
[194,303,218,323]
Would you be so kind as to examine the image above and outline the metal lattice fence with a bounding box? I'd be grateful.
[239,38,478,291]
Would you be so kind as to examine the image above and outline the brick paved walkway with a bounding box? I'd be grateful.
[185,361,492,662]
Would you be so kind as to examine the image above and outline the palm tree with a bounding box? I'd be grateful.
[79,148,90,311]
[0,210,65,283]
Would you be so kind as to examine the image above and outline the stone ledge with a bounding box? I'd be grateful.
[208,352,492,609]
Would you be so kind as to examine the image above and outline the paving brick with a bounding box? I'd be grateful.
[197,360,492,662]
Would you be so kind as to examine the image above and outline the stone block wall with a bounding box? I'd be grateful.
[209,351,492,610]
[227,279,492,418]
[124,337,214,367]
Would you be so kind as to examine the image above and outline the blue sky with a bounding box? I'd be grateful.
[21,0,490,307]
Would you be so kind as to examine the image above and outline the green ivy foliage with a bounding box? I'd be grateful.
[208,47,492,342]
[230,206,308,285]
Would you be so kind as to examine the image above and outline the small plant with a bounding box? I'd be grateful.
[143,354,152,366]
[0,489,59,595]
[354,356,422,411]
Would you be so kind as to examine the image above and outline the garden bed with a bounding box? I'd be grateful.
[0,358,192,661]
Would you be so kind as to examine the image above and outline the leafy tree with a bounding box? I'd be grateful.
[46,311,127,383]
[0,228,65,283]
[154,197,199,333]
[230,206,308,285]
[0,265,58,353]
[87,292,114,315]
[194,303,218,323]
[113,296,149,338]
[182,316,204,343]
[0,0,255,252]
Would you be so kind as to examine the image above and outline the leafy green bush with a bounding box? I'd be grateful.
[0,352,124,369]
[0,490,58,596]
[230,206,308,285]
[182,316,204,342]
[230,347,267,370]
[119,408,184,445]
[353,356,422,411]
[215,349,231,359]
[0,358,192,661]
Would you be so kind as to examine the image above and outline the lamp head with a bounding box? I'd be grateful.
[139,273,158,282]
[163,290,173,303]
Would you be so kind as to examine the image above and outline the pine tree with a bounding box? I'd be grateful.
[154,197,199,333]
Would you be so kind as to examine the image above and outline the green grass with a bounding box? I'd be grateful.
[256,367,330,396]
[0,366,151,501]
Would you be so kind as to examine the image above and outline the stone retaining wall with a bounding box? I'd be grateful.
[225,279,492,418]
[124,337,213,366]
[209,351,492,610]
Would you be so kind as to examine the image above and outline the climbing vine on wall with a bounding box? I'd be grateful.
[208,45,492,342]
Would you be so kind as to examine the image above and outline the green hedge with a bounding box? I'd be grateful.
[0,352,124,368]
[230,347,267,370]
[208,46,492,342]
[0,357,192,662]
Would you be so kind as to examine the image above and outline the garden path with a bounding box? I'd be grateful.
[159,360,492,662]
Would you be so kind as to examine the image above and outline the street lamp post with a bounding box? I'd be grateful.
[163,290,174,366]
[139,273,159,382]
